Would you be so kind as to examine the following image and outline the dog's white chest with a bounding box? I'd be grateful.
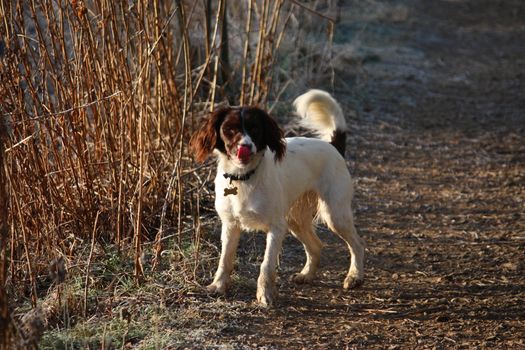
[216,187,271,232]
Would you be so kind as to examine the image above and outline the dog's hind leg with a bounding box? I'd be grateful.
[289,223,323,284]
[287,192,323,284]
[319,199,364,289]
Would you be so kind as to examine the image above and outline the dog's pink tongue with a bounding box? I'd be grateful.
[237,145,252,162]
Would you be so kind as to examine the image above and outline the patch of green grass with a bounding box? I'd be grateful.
[34,239,218,349]
[39,303,217,349]
[41,317,150,349]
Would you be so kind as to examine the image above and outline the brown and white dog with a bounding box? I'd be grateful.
[190,90,364,306]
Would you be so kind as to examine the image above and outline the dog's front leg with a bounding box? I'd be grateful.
[207,222,241,294]
[257,223,286,307]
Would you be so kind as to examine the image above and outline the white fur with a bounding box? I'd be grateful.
[207,90,364,306]
[293,89,347,142]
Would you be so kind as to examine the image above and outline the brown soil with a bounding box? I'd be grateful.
[182,1,525,349]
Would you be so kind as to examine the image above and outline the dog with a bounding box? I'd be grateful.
[190,90,364,306]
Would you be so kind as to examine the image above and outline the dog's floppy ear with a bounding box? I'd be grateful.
[258,109,286,162]
[190,107,230,163]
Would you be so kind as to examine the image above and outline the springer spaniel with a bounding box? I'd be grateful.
[190,90,364,306]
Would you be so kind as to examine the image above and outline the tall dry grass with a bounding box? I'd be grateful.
[0,103,16,350]
[0,0,337,346]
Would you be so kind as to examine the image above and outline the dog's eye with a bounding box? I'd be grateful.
[222,127,234,137]
[246,124,260,136]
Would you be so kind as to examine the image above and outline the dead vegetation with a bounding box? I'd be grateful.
[0,0,340,348]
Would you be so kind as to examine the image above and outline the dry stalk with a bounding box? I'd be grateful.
[152,160,179,270]
[84,211,100,317]
[0,109,17,350]
[239,0,253,105]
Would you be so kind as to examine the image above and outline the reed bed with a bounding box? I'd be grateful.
[0,0,337,347]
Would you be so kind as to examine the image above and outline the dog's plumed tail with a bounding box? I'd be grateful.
[293,89,347,156]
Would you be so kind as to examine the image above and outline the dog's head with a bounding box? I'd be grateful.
[190,106,286,167]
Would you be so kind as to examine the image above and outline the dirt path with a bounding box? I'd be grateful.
[184,1,525,349]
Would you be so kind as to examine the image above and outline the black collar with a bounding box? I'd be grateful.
[223,153,264,182]
[223,167,257,182]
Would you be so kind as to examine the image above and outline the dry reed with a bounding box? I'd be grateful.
[0,97,17,350]
[0,0,337,346]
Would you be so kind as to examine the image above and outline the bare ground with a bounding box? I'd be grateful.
[174,1,525,349]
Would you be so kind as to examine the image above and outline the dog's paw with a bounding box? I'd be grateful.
[256,285,277,307]
[292,273,315,284]
[206,280,229,295]
[343,275,364,289]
